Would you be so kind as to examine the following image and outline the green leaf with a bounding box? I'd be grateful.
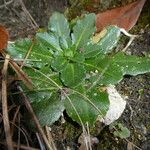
[59,37,70,50]
[74,84,86,94]
[83,43,102,58]
[7,38,53,68]
[71,53,85,63]
[85,52,150,86]
[72,13,96,50]
[85,55,123,85]
[97,57,123,85]
[96,26,121,54]
[48,12,70,38]
[61,63,86,87]
[110,123,130,139]
[48,12,71,48]
[36,32,62,52]
[63,47,74,57]
[113,52,150,76]
[64,90,109,126]
[51,56,68,71]
[23,67,62,90]
[31,92,64,126]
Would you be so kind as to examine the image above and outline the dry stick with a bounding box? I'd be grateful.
[2,51,33,90]
[9,59,33,90]
[17,114,21,150]
[45,126,57,150]
[0,0,13,9]
[0,141,39,150]
[20,42,34,68]
[10,121,30,147]
[11,106,20,136]
[19,0,39,29]
[125,139,142,150]
[86,123,92,150]
[17,86,53,150]
[36,132,46,150]
[2,54,14,150]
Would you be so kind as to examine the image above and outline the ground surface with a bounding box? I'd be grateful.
[0,0,150,150]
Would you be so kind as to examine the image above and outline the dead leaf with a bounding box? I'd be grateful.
[100,85,126,125]
[96,0,146,32]
[0,25,9,50]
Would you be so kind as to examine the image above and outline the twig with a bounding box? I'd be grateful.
[17,85,53,150]
[9,59,33,90]
[86,123,92,150]
[0,0,13,9]
[45,126,57,150]
[0,141,39,150]
[19,0,39,29]
[20,42,34,68]
[125,139,142,150]
[10,121,30,147]
[127,102,136,130]
[2,51,33,90]
[11,106,20,136]
[2,54,14,150]
[36,132,46,150]
[17,114,21,150]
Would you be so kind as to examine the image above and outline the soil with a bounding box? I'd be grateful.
[0,0,150,150]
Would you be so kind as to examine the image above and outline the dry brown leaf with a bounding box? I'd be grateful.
[0,25,9,50]
[96,0,146,32]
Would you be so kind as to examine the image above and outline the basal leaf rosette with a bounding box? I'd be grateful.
[7,12,150,127]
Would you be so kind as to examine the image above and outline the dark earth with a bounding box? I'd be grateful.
[0,0,150,149]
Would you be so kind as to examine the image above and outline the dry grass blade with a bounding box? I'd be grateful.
[0,141,40,150]
[45,126,57,150]
[9,59,33,90]
[17,86,53,150]
[20,42,34,68]
[2,51,33,90]
[11,106,20,137]
[2,54,14,150]
[0,0,14,9]
[36,132,46,150]
[19,0,39,29]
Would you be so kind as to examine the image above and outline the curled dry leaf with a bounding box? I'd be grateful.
[96,0,146,32]
[0,25,9,50]
[101,85,126,125]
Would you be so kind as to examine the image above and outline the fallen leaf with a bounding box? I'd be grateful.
[96,0,146,32]
[0,25,9,50]
[101,85,126,125]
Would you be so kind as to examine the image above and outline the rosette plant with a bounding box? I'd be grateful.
[7,12,150,127]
